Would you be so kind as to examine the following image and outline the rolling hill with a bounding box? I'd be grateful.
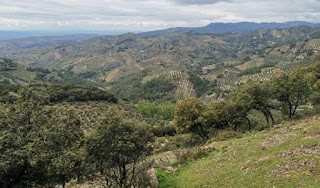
[0,58,100,86]
[2,25,320,102]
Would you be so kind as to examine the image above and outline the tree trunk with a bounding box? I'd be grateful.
[263,111,270,124]
[267,110,275,125]
[262,109,275,125]
[246,117,251,131]
[120,164,127,188]
[198,124,209,140]
[288,101,293,118]
[292,98,300,117]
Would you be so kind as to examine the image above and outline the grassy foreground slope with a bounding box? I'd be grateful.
[159,116,320,187]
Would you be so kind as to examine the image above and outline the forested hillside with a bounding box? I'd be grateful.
[0,58,101,86]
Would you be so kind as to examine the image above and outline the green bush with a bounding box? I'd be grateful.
[137,100,176,120]
[214,130,241,141]
[152,124,176,137]
[161,134,203,152]
[175,147,213,165]
[156,169,177,188]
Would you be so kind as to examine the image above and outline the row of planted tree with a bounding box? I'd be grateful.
[173,60,320,139]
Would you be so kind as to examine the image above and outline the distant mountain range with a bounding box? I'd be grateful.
[0,30,138,41]
[139,21,320,37]
[1,21,319,41]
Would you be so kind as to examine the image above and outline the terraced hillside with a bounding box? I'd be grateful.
[51,100,168,131]
[3,26,320,102]
[156,116,320,187]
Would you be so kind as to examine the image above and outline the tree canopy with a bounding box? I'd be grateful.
[0,86,83,188]
[270,68,311,118]
[85,109,154,187]
[174,97,209,139]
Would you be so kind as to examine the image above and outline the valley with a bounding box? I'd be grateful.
[1,22,320,188]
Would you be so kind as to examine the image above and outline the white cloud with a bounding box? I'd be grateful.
[0,0,319,31]
[172,0,232,5]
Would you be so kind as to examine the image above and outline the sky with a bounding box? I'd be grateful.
[0,0,319,31]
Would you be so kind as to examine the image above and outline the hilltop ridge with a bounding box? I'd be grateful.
[140,21,319,37]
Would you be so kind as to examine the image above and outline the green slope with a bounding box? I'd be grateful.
[158,117,320,187]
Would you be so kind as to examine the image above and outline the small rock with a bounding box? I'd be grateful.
[147,168,159,188]
[163,166,176,173]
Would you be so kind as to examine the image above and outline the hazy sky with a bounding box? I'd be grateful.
[0,0,319,31]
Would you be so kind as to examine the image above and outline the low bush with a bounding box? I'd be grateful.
[156,169,177,188]
[174,147,214,165]
[137,100,176,120]
[160,134,203,152]
[152,124,176,137]
[213,130,241,141]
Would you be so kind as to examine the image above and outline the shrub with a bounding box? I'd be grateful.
[156,169,177,188]
[152,124,176,137]
[160,134,203,152]
[214,130,241,141]
[174,147,213,165]
[137,100,176,120]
